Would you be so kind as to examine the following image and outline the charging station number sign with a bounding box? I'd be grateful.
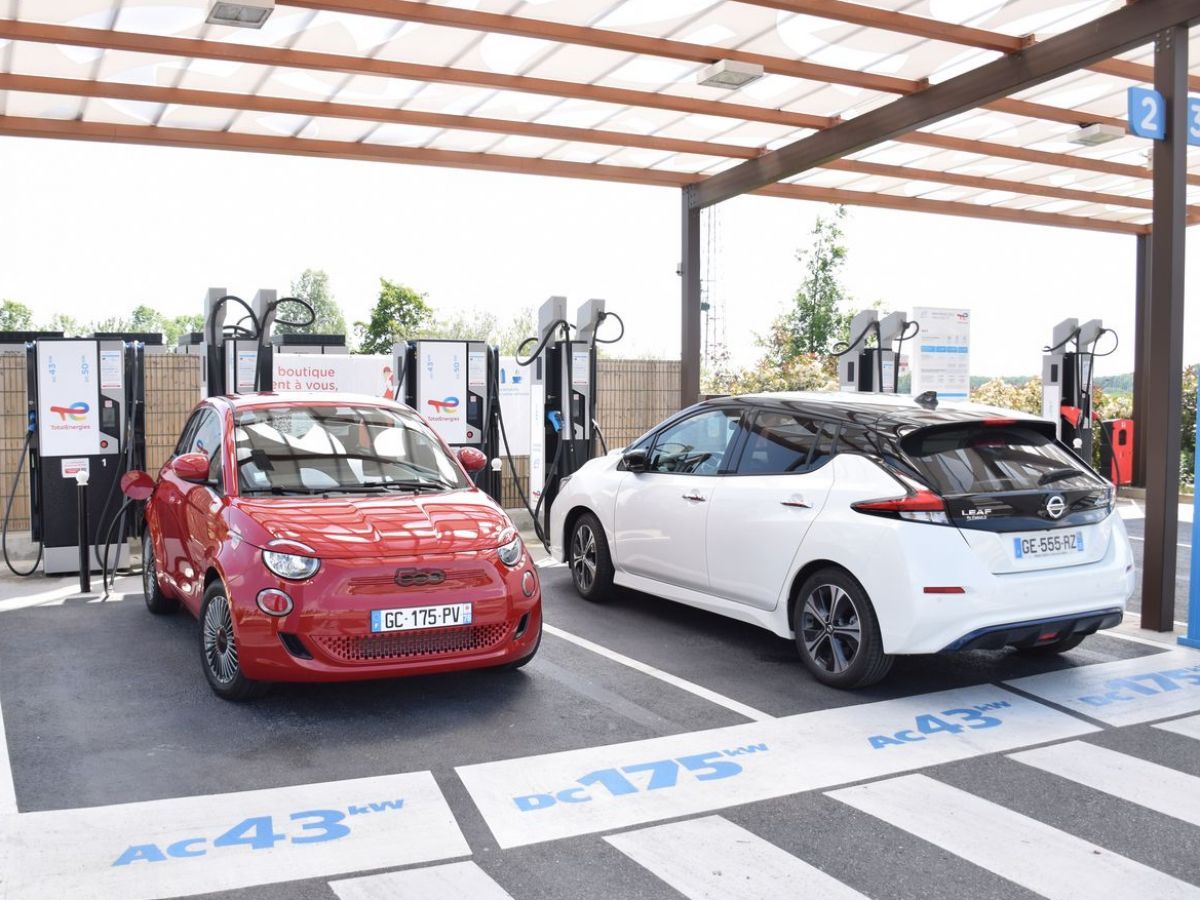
[1127,86,1200,146]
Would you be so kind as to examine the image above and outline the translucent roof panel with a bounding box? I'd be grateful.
[0,0,1195,234]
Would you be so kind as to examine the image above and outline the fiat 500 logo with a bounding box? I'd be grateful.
[395,568,446,587]
[1044,494,1067,519]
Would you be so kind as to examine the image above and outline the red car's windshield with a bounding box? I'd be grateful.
[234,403,469,496]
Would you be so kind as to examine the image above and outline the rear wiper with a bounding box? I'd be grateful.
[1038,468,1084,486]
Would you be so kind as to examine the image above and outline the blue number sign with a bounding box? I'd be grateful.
[1128,86,1166,140]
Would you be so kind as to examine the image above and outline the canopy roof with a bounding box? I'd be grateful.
[1,0,1197,234]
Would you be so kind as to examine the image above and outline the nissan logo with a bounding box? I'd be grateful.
[1045,495,1067,520]
[395,568,446,587]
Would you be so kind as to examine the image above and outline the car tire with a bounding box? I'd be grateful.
[1015,633,1088,657]
[142,532,178,615]
[568,512,614,602]
[199,581,268,701]
[794,568,893,689]
[501,618,542,671]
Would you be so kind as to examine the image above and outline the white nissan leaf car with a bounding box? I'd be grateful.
[549,392,1135,689]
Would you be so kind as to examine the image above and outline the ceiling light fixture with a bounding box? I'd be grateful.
[697,60,764,90]
[206,0,274,29]
[1068,123,1124,146]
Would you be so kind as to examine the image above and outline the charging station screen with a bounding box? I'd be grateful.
[36,340,101,458]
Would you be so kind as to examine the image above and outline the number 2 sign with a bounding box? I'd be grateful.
[1128,86,1166,140]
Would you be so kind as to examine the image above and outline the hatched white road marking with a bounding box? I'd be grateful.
[1010,740,1200,827]
[543,623,773,722]
[330,861,511,900]
[829,774,1200,900]
[0,771,469,900]
[606,815,866,900]
[1005,647,1200,725]
[1155,713,1200,741]
[458,686,1095,849]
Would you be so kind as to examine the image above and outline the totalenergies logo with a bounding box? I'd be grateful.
[427,397,460,414]
[49,401,90,421]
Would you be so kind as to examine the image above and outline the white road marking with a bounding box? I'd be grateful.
[1005,647,1200,726]
[534,557,563,569]
[1101,629,1180,649]
[0,583,80,613]
[606,815,867,900]
[1126,535,1192,549]
[829,774,1200,900]
[330,862,511,900]
[457,686,1095,849]
[543,623,772,722]
[0,771,469,900]
[1010,740,1200,827]
[1155,713,1200,741]
[0,657,14,816]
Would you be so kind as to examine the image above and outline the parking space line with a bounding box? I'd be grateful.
[1126,535,1191,549]
[606,815,867,900]
[1155,714,1200,741]
[0,659,15,816]
[1010,741,1200,827]
[828,774,1200,900]
[0,583,80,614]
[329,862,513,900]
[543,623,773,722]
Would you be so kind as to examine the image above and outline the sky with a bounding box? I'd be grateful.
[0,134,1194,379]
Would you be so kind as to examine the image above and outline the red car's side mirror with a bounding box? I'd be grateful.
[171,452,212,484]
[120,470,155,501]
[457,446,488,474]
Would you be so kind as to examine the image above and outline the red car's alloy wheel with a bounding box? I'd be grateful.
[203,593,239,685]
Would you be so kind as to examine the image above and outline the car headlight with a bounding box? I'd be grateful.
[263,550,320,580]
[497,533,524,568]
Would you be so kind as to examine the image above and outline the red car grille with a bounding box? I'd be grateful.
[347,569,494,595]
[313,622,511,663]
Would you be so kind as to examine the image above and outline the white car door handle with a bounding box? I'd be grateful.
[781,497,811,509]
[681,492,707,502]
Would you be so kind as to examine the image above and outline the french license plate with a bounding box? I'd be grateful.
[370,603,473,633]
[1013,531,1084,560]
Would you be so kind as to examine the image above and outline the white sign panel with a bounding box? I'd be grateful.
[99,349,123,391]
[497,356,531,457]
[910,307,971,400]
[417,341,467,444]
[60,458,90,479]
[273,355,397,398]
[36,340,100,458]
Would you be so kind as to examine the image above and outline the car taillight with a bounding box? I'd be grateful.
[852,489,950,525]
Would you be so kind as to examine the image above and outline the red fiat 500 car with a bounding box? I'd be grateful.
[122,393,541,700]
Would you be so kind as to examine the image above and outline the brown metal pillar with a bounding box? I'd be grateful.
[680,187,702,409]
[1141,25,1189,632]
[1132,232,1150,487]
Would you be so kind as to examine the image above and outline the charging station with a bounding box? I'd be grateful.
[519,296,621,540]
[838,309,916,393]
[1041,317,1110,462]
[24,336,147,575]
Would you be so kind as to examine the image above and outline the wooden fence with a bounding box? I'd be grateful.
[0,354,678,528]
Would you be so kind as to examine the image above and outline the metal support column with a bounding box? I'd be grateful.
[1132,233,1150,487]
[680,187,702,410]
[1141,25,1189,632]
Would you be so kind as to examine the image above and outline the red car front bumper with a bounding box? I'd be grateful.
[223,547,542,683]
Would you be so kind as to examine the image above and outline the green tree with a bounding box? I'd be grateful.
[424,309,499,343]
[164,313,205,346]
[772,206,853,363]
[129,304,167,334]
[44,312,84,336]
[281,269,347,336]
[0,300,34,331]
[494,307,535,355]
[355,278,432,355]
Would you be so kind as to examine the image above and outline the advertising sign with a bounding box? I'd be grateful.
[416,341,467,444]
[36,340,101,458]
[910,307,970,400]
[99,349,123,391]
[272,354,397,398]
[498,357,531,456]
